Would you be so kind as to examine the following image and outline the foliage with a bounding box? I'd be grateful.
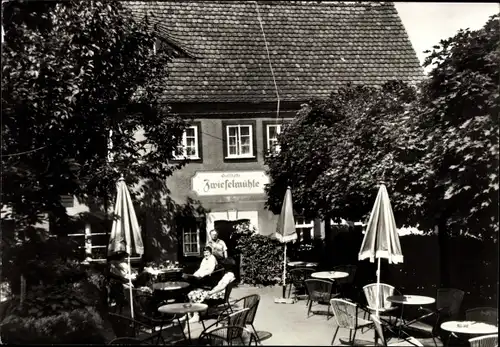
[410,14,499,239]
[265,81,420,225]
[265,16,499,241]
[1,307,107,344]
[1,0,187,230]
[233,222,285,286]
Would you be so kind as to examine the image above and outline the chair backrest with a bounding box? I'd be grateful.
[466,308,498,326]
[330,298,359,330]
[242,294,260,325]
[227,308,251,328]
[199,325,256,346]
[371,314,388,346]
[333,265,357,285]
[469,334,498,347]
[224,281,235,302]
[436,288,465,320]
[305,279,334,302]
[363,283,396,310]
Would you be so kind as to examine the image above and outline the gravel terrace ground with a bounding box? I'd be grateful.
[159,284,443,346]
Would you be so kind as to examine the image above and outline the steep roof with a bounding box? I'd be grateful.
[125,1,424,103]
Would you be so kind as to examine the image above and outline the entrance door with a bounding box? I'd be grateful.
[214,219,250,282]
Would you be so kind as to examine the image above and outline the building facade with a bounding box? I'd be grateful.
[124,0,424,261]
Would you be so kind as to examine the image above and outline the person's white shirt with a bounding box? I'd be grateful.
[193,254,217,277]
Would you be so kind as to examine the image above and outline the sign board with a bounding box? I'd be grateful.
[192,171,269,196]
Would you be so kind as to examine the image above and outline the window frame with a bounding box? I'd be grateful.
[295,216,314,242]
[222,120,257,162]
[262,120,290,158]
[182,225,201,257]
[172,122,203,162]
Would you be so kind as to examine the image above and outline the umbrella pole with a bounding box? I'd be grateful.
[128,254,134,319]
[375,257,381,317]
[282,242,287,298]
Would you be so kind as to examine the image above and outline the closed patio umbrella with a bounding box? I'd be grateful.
[358,184,403,316]
[275,187,297,303]
[108,176,144,318]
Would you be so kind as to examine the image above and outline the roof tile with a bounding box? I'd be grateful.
[124,1,424,103]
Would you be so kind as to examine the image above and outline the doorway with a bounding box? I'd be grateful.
[214,219,250,282]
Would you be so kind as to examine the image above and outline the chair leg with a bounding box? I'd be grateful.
[432,336,437,347]
[307,300,313,318]
[251,324,261,345]
[331,326,339,345]
[348,330,352,344]
[351,329,357,346]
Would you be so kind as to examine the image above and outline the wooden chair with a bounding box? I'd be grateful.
[305,279,337,319]
[286,267,315,300]
[407,288,465,347]
[362,283,401,321]
[469,334,498,347]
[329,298,373,346]
[203,308,251,334]
[199,325,258,346]
[371,314,423,346]
[466,307,498,326]
[220,294,261,344]
[200,282,236,330]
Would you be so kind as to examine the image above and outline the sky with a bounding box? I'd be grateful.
[395,2,499,73]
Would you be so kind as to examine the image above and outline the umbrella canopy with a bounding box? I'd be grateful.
[275,187,297,300]
[108,177,144,257]
[358,184,403,317]
[107,177,143,319]
[275,187,298,243]
[359,184,403,264]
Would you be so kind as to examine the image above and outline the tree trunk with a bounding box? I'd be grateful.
[323,215,334,268]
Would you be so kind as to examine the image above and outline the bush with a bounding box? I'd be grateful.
[233,223,285,286]
[1,307,107,344]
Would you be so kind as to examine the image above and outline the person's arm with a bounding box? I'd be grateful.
[208,273,234,295]
[221,241,228,259]
[196,256,216,277]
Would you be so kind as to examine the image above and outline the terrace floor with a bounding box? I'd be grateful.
[163,284,444,346]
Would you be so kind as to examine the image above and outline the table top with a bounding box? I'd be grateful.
[288,261,318,268]
[387,295,435,306]
[158,303,208,315]
[144,267,183,275]
[311,271,349,280]
[441,321,498,335]
[152,281,189,291]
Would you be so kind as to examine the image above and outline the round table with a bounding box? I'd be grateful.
[288,261,318,268]
[152,281,189,291]
[441,321,498,335]
[158,303,208,343]
[387,295,436,306]
[311,271,349,280]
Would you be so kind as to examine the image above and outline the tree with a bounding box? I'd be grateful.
[265,81,420,226]
[1,0,187,231]
[412,14,499,241]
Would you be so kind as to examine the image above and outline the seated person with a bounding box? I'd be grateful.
[186,258,236,323]
[184,246,218,283]
[109,252,138,283]
[207,230,228,262]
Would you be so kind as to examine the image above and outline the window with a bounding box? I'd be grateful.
[263,121,290,156]
[183,225,200,256]
[222,121,256,161]
[173,123,202,161]
[266,124,282,154]
[295,217,314,242]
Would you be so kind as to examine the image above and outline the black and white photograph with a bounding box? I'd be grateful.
[1,0,498,345]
